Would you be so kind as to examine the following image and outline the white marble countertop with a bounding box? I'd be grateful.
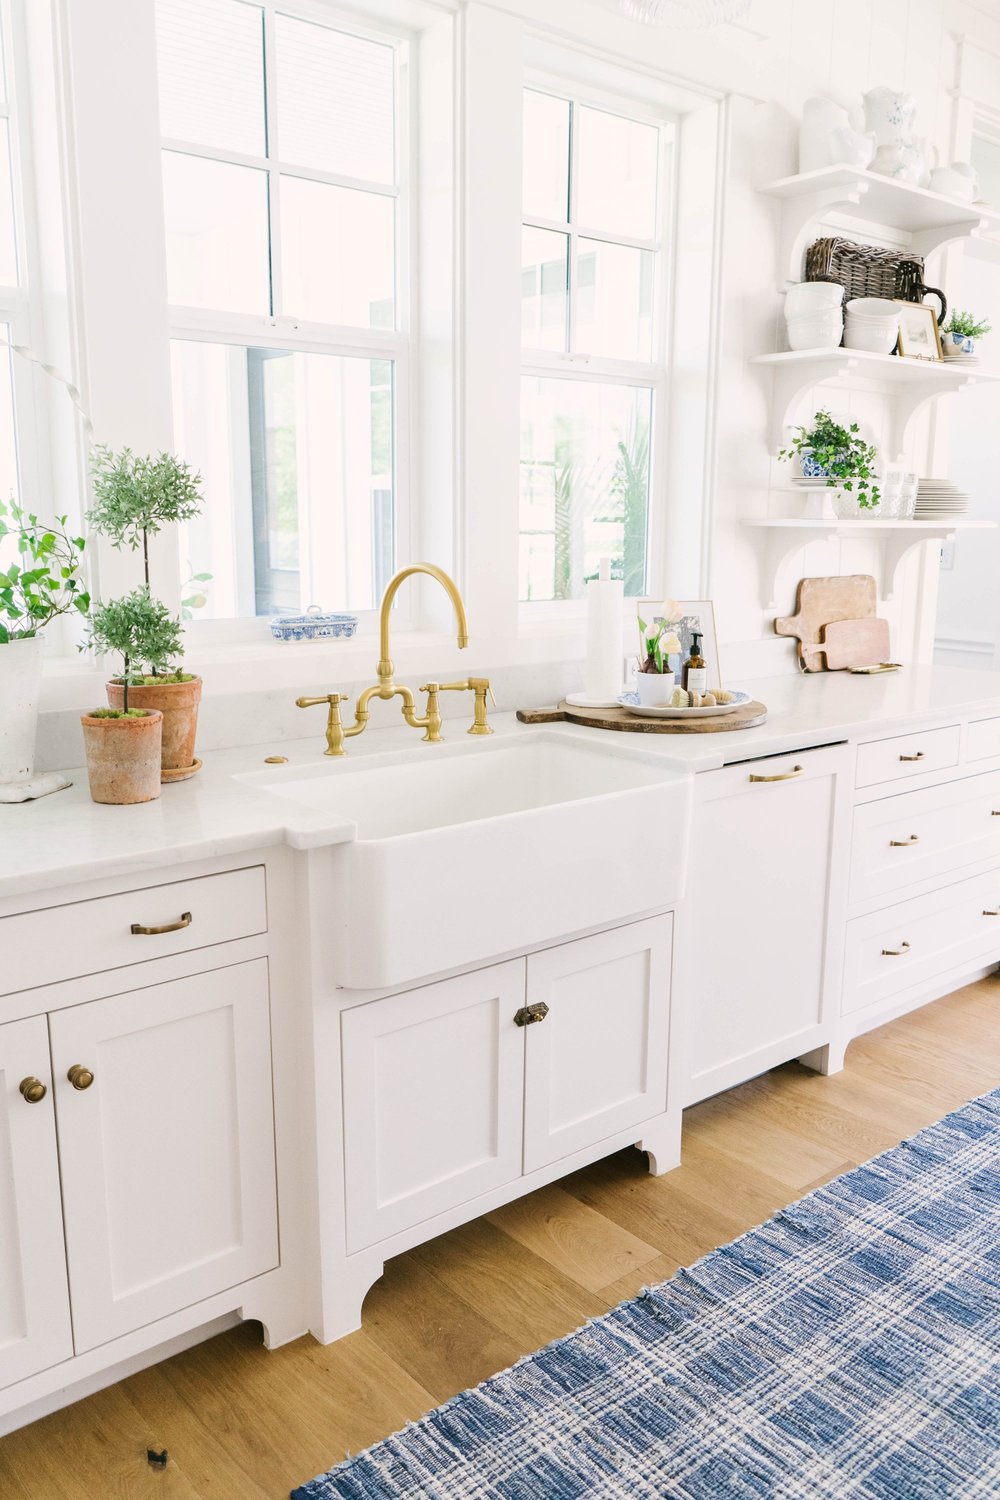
[4,665,1000,902]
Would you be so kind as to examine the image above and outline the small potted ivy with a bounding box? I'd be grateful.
[942,309,991,359]
[778,410,881,518]
[635,604,683,708]
[0,500,90,784]
[88,446,205,777]
[80,589,183,804]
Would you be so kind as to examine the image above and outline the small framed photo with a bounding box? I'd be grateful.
[895,301,943,361]
[635,599,722,688]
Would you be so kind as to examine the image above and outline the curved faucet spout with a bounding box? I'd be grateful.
[378,563,469,682]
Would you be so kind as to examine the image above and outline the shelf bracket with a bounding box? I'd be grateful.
[908,218,992,261]
[778,181,869,286]
[885,378,968,458]
[768,356,859,450]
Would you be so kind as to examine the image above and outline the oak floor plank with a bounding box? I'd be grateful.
[486,1181,662,1293]
[2,979,997,1500]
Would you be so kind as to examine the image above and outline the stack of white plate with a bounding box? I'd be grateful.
[943,349,981,366]
[914,479,971,517]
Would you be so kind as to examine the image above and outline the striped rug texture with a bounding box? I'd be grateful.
[292,1088,1000,1499]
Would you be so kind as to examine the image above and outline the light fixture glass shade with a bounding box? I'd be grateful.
[619,0,751,26]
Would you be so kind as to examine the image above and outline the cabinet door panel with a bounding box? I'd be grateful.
[684,746,849,1104]
[50,959,278,1352]
[342,961,524,1252]
[523,917,672,1173]
[0,1016,72,1390]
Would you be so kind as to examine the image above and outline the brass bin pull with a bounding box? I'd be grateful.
[19,1076,46,1104]
[67,1064,95,1091]
[890,835,920,847]
[899,751,925,762]
[131,911,192,936]
[514,1002,549,1027]
[748,765,803,784]
[881,942,911,957]
[983,908,1000,917]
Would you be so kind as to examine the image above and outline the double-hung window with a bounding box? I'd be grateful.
[0,0,26,506]
[519,86,669,604]
[156,0,406,622]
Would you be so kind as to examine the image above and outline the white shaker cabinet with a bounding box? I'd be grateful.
[523,917,671,1172]
[0,1016,73,1391]
[682,745,851,1105]
[50,958,280,1353]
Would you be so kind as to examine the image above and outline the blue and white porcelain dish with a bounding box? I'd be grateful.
[618,688,750,719]
[269,606,359,643]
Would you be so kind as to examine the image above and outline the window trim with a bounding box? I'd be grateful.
[161,0,417,640]
[518,70,677,617]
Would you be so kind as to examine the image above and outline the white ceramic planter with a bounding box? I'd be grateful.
[0,634,44,783]
[635,671,675,709]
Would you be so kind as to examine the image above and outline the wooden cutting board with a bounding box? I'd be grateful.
[775,576,877,672]
[517,700,768,734]
[803,616,892,671]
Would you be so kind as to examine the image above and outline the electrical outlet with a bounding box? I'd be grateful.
[940,540,956,571]
[623,655,639,684]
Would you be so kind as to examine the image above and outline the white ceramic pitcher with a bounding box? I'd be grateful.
[799,97,876,173]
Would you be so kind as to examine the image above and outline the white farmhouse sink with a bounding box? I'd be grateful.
[239,730,692,989]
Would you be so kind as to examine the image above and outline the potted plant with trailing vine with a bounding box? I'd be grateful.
[80,589,183,804]
[87,446,205,777]
[778,410,881,519]
[942,308,992,359]
[0,500,90,785]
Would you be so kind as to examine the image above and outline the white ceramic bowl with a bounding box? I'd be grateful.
[785,282,844,317]
[845,297,899,321]
[786,316,844,351]
[843,320,898,354]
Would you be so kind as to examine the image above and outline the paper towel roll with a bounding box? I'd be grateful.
[583,561,623,703]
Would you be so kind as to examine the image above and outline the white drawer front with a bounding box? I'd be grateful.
[855,726,960,789]
[843,868,1000,1017]
[1,866,267,995]
[966,716,1000,764]
[850,770,1000,904]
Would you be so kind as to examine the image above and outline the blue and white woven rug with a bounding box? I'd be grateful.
[293,1088,1000,1499]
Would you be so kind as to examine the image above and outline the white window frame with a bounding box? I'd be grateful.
[164,0,417,644]
[519,70,676,620]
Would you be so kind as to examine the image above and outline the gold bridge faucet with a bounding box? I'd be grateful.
[296,564,495,757]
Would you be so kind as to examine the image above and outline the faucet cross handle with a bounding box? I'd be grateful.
[295,693,350,757]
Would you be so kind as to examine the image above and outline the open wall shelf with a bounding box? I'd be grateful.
[749,349,995,454]
[744,519,996,610]
[758,165,1000,285]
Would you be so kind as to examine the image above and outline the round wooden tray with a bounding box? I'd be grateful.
[517,701,768,734]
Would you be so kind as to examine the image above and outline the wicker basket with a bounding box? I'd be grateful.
[805,237,947,325]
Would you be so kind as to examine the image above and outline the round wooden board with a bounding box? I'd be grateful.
[555,699,768,733]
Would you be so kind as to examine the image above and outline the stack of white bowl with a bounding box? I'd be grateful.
[784,282,844,351]
[843,298,900,355]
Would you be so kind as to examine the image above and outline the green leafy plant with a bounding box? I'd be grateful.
[84,588,183,712]
[945,309,992,340]
[637,602,683,675]
[0,498,90,643]
[88,447,203,589]
[778,410,881,509]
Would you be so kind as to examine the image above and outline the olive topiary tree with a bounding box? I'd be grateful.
[84,589,183,713]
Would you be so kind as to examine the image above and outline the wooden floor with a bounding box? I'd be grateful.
[3,974,999,1499]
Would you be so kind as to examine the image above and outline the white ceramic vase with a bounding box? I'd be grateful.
[636,671,675,708]
[0,633,44,783]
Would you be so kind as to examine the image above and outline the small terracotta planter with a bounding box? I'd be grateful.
[81,711,163,805]
[106,676,202,776]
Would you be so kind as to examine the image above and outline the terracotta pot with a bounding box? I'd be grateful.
[106,676,202,775]
[80,711,163,805]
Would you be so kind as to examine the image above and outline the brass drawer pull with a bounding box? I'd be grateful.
[899,751,925,762]
[130,911,192,936]
[984,908,1000,917]
[67,1064,95,1091]
[881,942,911,957]
[748,765,803,783]
[19,1076,46,1104]
[514,1002,549,1027]
[889,835,920,847]
[992,811,1000,817]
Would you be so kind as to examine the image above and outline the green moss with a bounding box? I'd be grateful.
[87,707,150,720]
[110,672,195,686]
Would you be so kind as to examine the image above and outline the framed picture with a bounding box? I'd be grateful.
[895,301,943,361]
[634,600,722,688]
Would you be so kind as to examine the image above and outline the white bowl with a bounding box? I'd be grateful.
[843,322,898,354]
[846,297,899,320]
[787,319,844,351]
[786,282,844,316]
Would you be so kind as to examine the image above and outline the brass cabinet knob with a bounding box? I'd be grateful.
[19,1076,47,1104]
[67,1064,95,1091]
[514,1002,549,1027]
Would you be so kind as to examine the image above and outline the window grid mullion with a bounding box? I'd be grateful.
[566,100,578,355]
[262,4,281,318]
